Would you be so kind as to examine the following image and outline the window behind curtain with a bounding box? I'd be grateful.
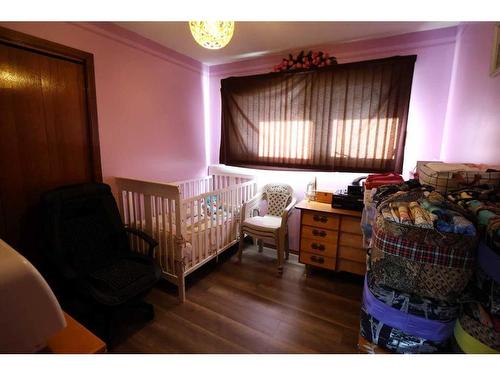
[220,55,416,173]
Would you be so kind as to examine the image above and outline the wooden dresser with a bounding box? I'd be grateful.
[296,200,366,275]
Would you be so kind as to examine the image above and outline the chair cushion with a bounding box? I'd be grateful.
[242,215,282,231]
[62,213,125,273]
[81,253,161,306]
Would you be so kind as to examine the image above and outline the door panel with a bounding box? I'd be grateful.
[0,36,99,262]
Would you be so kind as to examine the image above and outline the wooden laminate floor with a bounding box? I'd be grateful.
[111,244,364,354]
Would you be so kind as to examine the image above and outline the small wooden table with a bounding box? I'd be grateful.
[40,312,106,354]
[295,200,366,275]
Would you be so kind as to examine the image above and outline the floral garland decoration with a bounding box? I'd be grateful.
[273,50,338,72]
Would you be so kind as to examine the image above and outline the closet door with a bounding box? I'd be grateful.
[0,27,101,263]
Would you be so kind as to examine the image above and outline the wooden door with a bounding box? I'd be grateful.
[0,27,101,264]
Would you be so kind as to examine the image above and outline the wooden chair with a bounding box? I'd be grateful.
[238,183,296,274]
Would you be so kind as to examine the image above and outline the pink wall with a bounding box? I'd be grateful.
[441,22,500,165]
[0,22,208,183]
[208,27,457,251]
[4,22,496,253]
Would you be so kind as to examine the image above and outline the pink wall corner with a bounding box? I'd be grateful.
[207,27,457,251]
[0,22,208,183]
[441,22,500,165]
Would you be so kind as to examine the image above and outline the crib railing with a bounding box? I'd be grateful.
[115,177,182,278]
[174,173,254,200]
[212,173,254,190]
[115,174,257,281]
[180,180,256,271]
[175,176,213,199]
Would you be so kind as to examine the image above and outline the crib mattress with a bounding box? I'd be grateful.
[128,213,237,264]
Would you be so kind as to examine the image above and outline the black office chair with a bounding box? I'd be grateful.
[41,182,161,341]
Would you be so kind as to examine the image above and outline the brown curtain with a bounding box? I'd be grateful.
[220,55,416,173]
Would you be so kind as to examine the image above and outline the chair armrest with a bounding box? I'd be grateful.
[241,193,264,220]
[281,197,297,226]
[125,227,158,258]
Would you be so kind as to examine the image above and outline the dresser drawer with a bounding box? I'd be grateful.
[336,258,366,275]
[337,245,366,263]
[340,216,362,235]
[300,251,336,270]
[338,233,363,248]
[301,238,337,257]
[301,225,338,243]
[302,211,339,230]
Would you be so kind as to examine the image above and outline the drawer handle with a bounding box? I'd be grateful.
[313,215,328,223]
[310,255,325,264]
[311,243,325,251]
[312,229,327,237]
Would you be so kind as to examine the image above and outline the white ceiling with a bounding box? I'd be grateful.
[116,22,457,66]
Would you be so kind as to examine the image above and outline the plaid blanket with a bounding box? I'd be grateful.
[373,221,475,269]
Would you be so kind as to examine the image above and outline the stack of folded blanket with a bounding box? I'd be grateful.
[361,180,427,249]
[360,189,478,353]
[360,271,458,353]
[379,191,476,236]
[452,300,500,354]
[447,187,500,353]
[447,186,500,250]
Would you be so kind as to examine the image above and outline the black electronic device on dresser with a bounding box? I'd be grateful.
[331,176,367,211]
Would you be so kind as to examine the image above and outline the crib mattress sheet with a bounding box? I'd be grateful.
[128,213,237,263]
[184,214,238,258]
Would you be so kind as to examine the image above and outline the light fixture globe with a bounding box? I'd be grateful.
[189,21,235,50]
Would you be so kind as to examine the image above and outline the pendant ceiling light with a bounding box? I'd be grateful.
[189,21,235,50]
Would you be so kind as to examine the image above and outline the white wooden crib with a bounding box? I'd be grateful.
[114,172,257,302]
